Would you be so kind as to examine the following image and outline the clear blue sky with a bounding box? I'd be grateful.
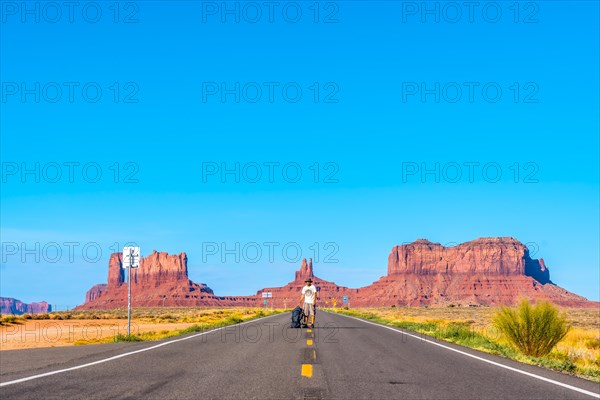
[1,1,598,308]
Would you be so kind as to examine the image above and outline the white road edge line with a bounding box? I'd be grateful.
[0,313,282,387]
[333,312,600,399]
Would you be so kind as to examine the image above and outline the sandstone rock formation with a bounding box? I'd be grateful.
[0,297,52,315]
[77,251,256,309]
[85,284,107,303]
[359,238,588,307]
[256,238,595,308]
[77,238,597,309]
[256,257,357,308]
[387,238,550,282]
[295,258,314,282]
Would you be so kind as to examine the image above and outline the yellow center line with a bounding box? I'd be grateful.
[307,339,313,345]
[301,364,313,378]
[307,329,312,333]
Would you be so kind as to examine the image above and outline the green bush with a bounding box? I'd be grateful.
[113,334,143,342]
[585,338,600,350]
[442,322,474,341]
[493,300,570,357]
[1,315,18,324]
[225,316,244,324]
[179,324,205,334]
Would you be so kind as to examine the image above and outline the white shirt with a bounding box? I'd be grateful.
[302,285,317,304]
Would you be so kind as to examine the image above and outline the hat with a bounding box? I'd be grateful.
[304,277,313,283]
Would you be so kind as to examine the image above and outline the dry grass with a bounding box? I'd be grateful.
[329,306,599,382]
[0,307,281,350]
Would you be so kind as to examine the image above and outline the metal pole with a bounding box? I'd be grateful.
[127,249,132,336]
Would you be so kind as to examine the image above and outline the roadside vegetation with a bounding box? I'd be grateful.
[1,308,283,349]
[2,307,282,325]
[97,308,284,345]
[493,300,571,357]
[328,303,600,382]
[76,308,283,345]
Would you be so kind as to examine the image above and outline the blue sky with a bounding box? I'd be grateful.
[1,1,598,307]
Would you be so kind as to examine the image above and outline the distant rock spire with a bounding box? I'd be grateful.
[295,258,314,281]
[107,252,124,287]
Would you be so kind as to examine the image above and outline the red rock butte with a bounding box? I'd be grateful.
[0,297,52,315]
[77,237,597,310]
[79,250,256,309]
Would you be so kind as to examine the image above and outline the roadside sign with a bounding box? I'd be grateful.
[267,292,272,298]
[123,245,140,337]
[123,246,140,268]
[263,299,267,305]
[343,296,348,304]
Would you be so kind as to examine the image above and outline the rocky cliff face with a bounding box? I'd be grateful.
[387,238,546,279]
[78,238,597,309]
[85,284,107,303]
[135,251,189,286]
[0,297,52,315]
[361,237,585,306]
[107,251,189,288]
[108,252,123,287]
[294,258,314,282]
[256,257,356,308]
[351,273,589,307]
[78,251,247,310]
[258,238,592,308]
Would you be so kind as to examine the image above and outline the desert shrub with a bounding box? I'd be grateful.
[179,324,205,334]
[113,334,143,342]
[442,322,474,341]
[585,338,600,350]
[494,300,570,357]
[1,315,18,324]
[225,315,244,324]
[51,313,72,320]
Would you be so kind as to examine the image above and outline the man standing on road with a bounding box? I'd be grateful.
[299,277,317,328]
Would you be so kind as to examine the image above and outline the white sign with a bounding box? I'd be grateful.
[262,292,268,298]
[261,292,273,298]
[123,246,141,268]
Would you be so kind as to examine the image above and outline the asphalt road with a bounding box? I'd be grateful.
[1,311,599,399]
